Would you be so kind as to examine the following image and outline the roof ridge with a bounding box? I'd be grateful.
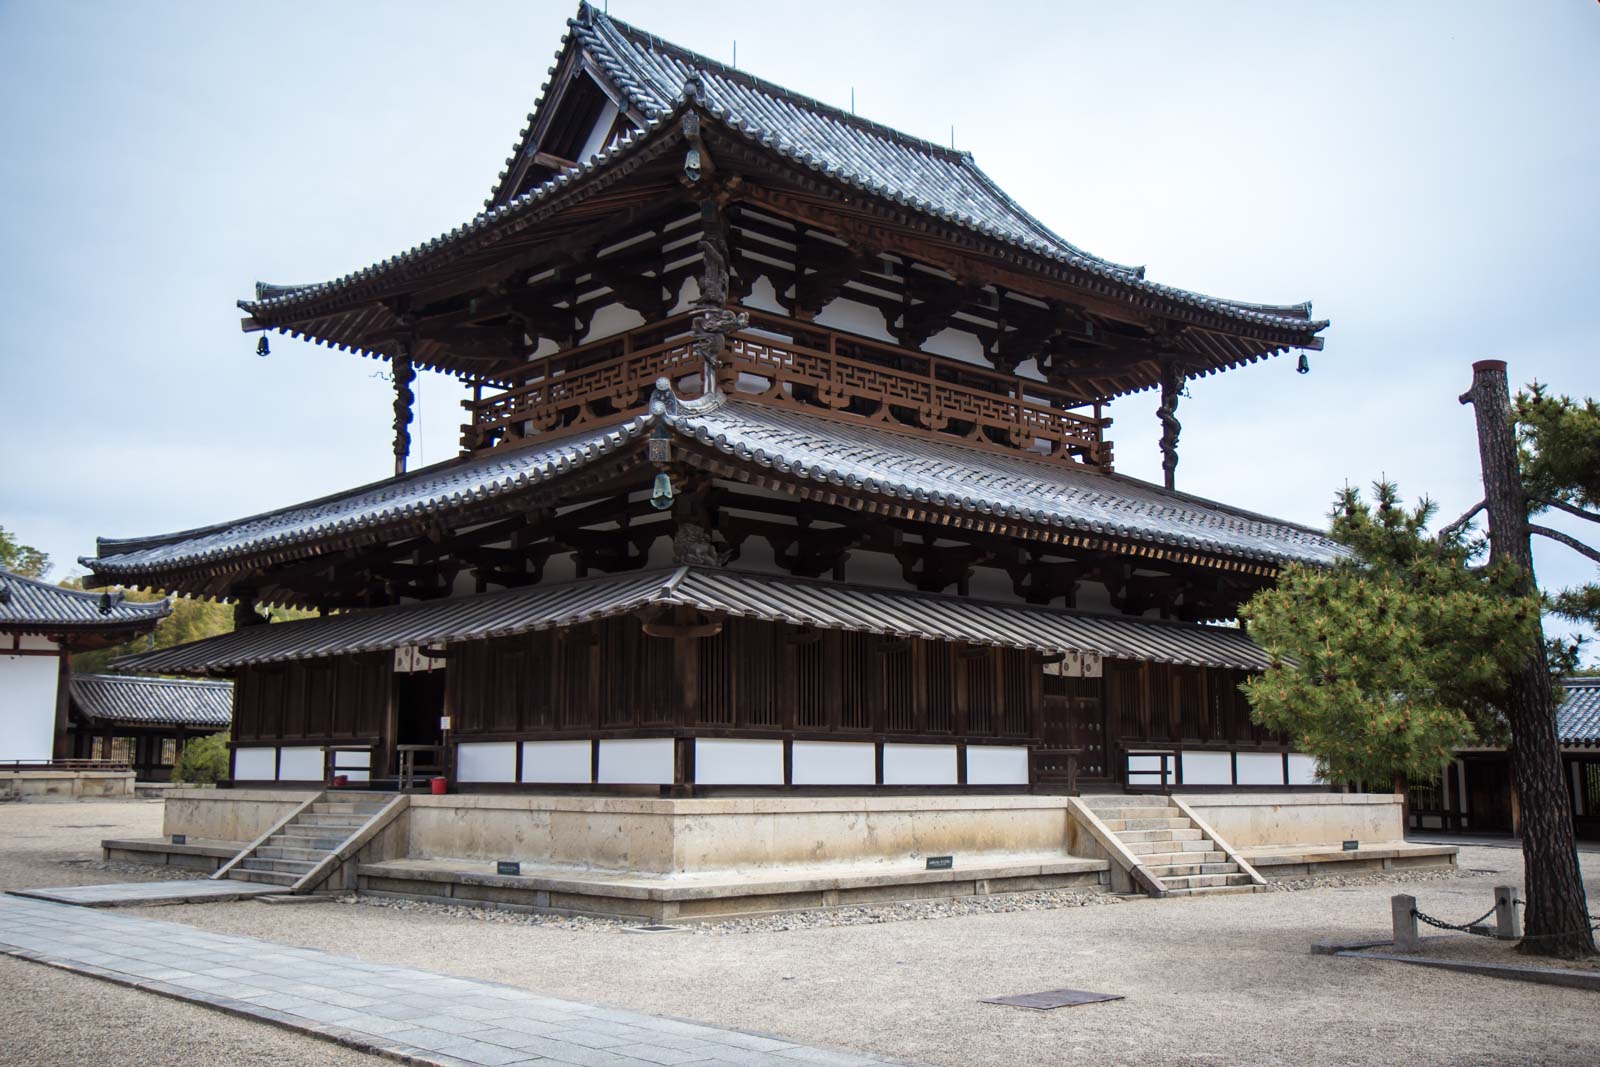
[72,672,231,686]
[582,4,971,164]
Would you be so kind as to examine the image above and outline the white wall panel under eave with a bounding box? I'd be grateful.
[597,738,675,785]
[233,748,276,781]
[457,742,518,784]
[791,741,876,786]
[1287,753,1322,786]
[882,743,958,786]
[521,740,593,784]
[695,739,784,785]
[1236,752,1287,787]
[1180,751,1233,787]
[277,747,325,782]
[965,745,1029,786]
[0,655,60,762]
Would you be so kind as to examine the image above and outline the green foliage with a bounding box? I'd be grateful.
[171,732,230,785]
[1517,384,1600,508]
[0,525,50,578]
[1241,481,1543,785]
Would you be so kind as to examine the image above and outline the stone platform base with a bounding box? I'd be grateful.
[1242,841,1458,879]
[357,852,1111,923]
[2,770,135,802]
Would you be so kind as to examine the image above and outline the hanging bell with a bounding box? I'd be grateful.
[650,471,675,510]
[256,335,270,358]
[1296,353,1310,375]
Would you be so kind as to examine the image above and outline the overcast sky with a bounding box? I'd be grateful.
[1,1,1595,660]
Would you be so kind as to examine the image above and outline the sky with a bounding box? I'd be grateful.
[0,1,1595,661]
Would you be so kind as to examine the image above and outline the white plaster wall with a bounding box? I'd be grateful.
[882,743,958,785]
[598,738,675,784]
[457,742,518,783]
[233,748,276,781]
[278,747,324,782]
[812,296,892,342]
[521,740,592,784]
[578,100,620,162]
[695,739,784,785]
[16,635,58,651]
[791,741,875,785]
[920,326,987,366]
[1235,752,1286,786]
[739,276,788,316]
[579,301,646,344]
[1287,753,1322,786]
[0,655,58,762]
[965,746,1029,786]
[1181,751,1233,786]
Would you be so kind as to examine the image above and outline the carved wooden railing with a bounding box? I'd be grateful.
[462,308,1112,468]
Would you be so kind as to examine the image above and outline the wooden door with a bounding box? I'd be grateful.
[1043,676,1107,779]
[1465,757,1514,834]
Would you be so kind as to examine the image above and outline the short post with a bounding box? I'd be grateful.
[1494,885,1523,940]
[1392,894,1421,951]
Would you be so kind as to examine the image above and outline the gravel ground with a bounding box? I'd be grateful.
[4,799,1599,1066]
[340,884,1120,934]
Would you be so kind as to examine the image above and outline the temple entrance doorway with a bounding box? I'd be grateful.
[1043,673,1106,781]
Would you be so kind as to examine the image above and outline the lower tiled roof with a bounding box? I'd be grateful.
[112,566,1272,675]
[0,569,170,632]
[1558,678,1600,748]
[69,674,232,728]
[86,388,1344,585]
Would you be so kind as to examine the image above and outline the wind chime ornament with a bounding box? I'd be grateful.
[1297,353,1311,374]
[255,335,270,358]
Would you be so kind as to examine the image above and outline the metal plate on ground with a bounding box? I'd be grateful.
[981,988,1124,1010]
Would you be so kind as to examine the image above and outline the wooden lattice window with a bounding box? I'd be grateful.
[792,632,829,729]
[841,632,874,730]
[925,640,955,733]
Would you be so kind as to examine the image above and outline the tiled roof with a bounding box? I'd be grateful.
[1558,678,1600,748]
[239,4,1325,350]
[112,566,1273,675]
[86,387,1342,583]
[69,674,232,728]
[0,569,170,633]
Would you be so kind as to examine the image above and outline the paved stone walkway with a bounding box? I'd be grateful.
[10,879,279,907]
[0,895,900,1066]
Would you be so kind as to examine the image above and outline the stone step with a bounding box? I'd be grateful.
[1164,883,1261,898]
[1145,861,1239,879]
[241,857,319,875]
[269,833,346,851]
[310,802,386,816]
[1080,795,1173,809]
[1090,807,1183,823]
[1139,850,1228,866]
[294,813,371,828]
[229,868,298,887]
[1100,817,1192,832]
[1115,827,1202,844]
[254,845,330,862]
[1123,838,1215,856]
[1159,872,1255,891]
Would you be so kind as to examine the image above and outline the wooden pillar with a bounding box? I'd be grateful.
[392,344,415,477]
[1157,361,1183,491]
[52,652,72,761]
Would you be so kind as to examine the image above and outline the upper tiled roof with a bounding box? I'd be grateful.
[69,674,232,728]
[87,386,1342,584]
[1558,678,1600,748]
[240,4,1325,349]
[661,394,1346,568]
[0,569,170,633]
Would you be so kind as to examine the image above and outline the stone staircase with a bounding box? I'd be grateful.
[1078,795,1261,897]
[219,795,391,891]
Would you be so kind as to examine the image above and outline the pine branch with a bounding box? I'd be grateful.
[1438,500,1485,540]
[1532,496,1600,526]
[1530,524,1600,566]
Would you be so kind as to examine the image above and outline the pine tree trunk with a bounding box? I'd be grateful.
[1461,359,1594,958]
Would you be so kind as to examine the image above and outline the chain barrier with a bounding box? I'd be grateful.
[1412,904,1600,942]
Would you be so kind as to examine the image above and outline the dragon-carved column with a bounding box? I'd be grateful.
[1157,360,1184,491]
[392,343,416,477]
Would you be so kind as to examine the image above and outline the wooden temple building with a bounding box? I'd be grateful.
[65,674,233,781]
[89,4,1336,796]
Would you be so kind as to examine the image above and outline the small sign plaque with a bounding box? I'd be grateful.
[927,855,954,870]
[439,716,453,732]
[1342,839,1359,851]
[496,860,521,876]
[170,834,186,845]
